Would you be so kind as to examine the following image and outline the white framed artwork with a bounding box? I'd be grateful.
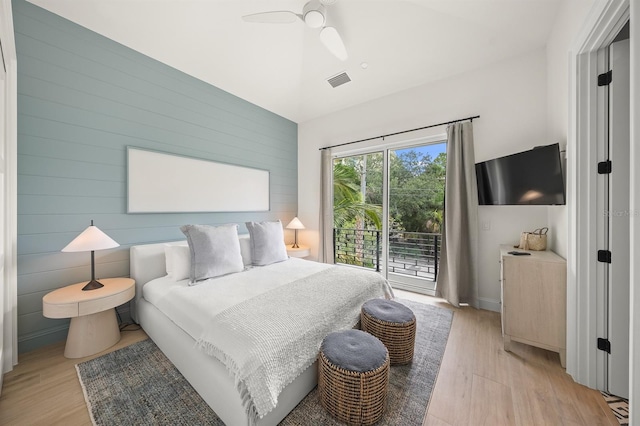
[127,147,270,213]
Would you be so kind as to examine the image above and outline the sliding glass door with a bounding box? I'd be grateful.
[387,143,446,293]
[333,152,383,270]
[332,140,446,295]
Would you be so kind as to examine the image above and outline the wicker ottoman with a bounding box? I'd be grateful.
[361,299,416,365]
[318,329,390,425]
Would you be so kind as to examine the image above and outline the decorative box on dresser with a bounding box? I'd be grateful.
[499,245,566,367]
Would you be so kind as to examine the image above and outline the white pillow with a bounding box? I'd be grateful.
[164,242,188,277]
[238,233,252,266]
[164,244,173,276]
[245,220,288,266]
[168,245,191,281]
[180,224,245,284]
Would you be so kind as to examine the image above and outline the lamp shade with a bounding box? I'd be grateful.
[62,224,119,253]
[285,217,305,230]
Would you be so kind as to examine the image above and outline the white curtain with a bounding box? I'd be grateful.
[436,121,479,308]
[319,149,334,264]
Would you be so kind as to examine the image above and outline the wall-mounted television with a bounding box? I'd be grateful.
[475,143,565,205]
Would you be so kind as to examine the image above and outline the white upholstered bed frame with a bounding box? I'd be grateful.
[130,241,318,426]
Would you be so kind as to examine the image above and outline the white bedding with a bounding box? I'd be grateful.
[143,258,331,340]
[197,265,393,422]
[143,257,393,422]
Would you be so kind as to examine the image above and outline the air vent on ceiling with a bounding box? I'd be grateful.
[327,71,351,88]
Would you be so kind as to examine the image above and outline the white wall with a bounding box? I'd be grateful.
[546,0,597,258]
[298,48,550,311]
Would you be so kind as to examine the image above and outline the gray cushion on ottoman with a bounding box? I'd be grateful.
[320,329,387,373]
[362,299,415,324]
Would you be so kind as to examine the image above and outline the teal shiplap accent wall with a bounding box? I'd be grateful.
[14,0,298,353]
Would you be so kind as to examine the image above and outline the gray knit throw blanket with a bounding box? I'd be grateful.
[196,265,393,424]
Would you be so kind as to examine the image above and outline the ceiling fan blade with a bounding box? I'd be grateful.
[319,26,348,61]
[242,11,300,24]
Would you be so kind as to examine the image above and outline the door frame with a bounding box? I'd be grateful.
[605,37,631,399]
[568,0,633,402]
[631,2,640,417]
[0,0,18,381]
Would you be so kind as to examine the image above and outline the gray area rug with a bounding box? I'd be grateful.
[76,299,453,425]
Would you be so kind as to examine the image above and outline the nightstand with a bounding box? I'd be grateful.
[43,277,135,358]
[287,245,310,258]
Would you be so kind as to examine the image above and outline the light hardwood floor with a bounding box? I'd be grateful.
[0,292,618,426]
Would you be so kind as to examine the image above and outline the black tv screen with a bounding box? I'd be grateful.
[475,143,565,205]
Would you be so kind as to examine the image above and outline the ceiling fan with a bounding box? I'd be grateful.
[242,0,348,61]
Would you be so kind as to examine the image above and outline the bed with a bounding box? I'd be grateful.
[129,224,392,426]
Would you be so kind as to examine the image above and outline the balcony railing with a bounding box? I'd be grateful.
[333,228,441,281]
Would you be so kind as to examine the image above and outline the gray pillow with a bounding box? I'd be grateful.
[180,224,244,284]
[245,220,288,266]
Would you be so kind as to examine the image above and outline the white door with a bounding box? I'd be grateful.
[607,37,630,400]
[0,36,6,392]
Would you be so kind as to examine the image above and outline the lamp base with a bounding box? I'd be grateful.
[82,280,104,291]
[292,243,300,249]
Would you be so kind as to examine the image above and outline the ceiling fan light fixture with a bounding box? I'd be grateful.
[244,0,349,62]
[303,1,325,28]
[320,26,348,61]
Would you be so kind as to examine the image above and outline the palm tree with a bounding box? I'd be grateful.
[425,210,443,233]
[333,162,382,230]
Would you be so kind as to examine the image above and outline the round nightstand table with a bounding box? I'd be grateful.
[43,277,135,358]
[287,245,310,258]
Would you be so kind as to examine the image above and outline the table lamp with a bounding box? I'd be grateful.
[62,220,120,291]
[285,217,305,248]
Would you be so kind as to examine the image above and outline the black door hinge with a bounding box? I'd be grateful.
[597,250,611,263]
[598,160,612,174]
[597,338,611,353]
[598,70,612,86]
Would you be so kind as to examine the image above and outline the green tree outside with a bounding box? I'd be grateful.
[332,145,446,269]
[334,148,446,233]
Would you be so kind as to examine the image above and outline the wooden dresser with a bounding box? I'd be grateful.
[499,245,566,367]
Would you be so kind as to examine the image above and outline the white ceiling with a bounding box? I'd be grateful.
[26,0,561,123]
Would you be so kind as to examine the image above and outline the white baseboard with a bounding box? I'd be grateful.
[477,297,501,313]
